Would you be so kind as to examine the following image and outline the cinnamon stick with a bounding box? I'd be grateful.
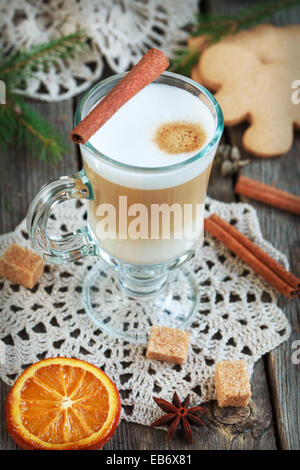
[204,215,298,299]
[70,48,169,144]
[235,176,300,215]
[210,213,300,290]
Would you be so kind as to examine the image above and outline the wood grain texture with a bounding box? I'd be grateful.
[210,0,300,450]
[234,130,300,450]
[0,98,77,450]
[0,100,277,450]
[106,363,277,449]
[1,0,299,449]
[0,99,77,233]
[207,132,236,202]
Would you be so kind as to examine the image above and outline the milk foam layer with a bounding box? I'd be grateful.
[82,83,217,189]
[89,83,215,167]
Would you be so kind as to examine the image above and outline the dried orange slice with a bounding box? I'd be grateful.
[5,357,121,450]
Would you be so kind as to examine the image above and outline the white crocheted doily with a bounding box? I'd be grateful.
[0,0,198,101]
[0,197,290,426]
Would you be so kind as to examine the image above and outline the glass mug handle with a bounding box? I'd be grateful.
[27,169,97,263]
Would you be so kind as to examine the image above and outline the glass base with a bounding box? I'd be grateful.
[82,262,199,344]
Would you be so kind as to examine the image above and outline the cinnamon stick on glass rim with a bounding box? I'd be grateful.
[70,48,169,144]
[204,214,299,299]
[235,175,300,216]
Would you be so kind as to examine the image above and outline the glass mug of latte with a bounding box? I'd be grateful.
[27,72,223,343]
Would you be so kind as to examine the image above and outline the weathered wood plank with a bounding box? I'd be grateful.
[0,93,203,451]
[210,0,300,450]
[2,0,297,448]
[208,132,236,202]
[73,45,274,451]
[0,383,16,450]
[234,131,300,450]
[0,98,77,450]
[0,100,77,233]
[106,362,276,450]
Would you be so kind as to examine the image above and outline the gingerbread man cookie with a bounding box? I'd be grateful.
[191,25,300,157]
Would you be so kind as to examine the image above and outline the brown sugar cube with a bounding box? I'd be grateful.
[0,243,44,289]
[146,325,190,364]
[214,360,251,407]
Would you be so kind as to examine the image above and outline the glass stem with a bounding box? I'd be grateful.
[118,270,168,298]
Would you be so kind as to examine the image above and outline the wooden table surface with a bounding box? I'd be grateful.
[0,0,299,450]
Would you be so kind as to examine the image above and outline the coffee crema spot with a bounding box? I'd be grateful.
[154,121,206,155]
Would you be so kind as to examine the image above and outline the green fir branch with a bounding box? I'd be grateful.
[0,31,88,162]
[0,31,88,87]
[15,97,69,162]
[0,93,68,162]
[169,48,202,77]
[169,0,300,75]
[4,195,12,213]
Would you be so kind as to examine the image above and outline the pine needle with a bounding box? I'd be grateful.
[0,31,88,86]
[0,31,88,162]
[169,0,300,75]
[0,94,68,162]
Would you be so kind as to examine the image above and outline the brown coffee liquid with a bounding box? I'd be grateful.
[154,121,206,154]
[84,160,212,240]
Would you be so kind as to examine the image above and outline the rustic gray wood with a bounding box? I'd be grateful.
[0,98,77,450]
[0,0,299,450]
[210,0,300,450]
[0,99,277,452]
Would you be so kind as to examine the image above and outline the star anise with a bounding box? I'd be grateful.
[151,392,207,444]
